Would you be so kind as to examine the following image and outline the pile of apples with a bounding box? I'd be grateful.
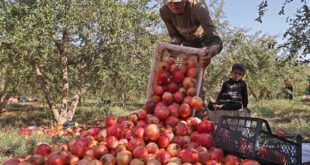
[3,53,261,165]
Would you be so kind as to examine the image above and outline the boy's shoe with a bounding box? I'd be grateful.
[196,109,208,119]
[195,102,208,119]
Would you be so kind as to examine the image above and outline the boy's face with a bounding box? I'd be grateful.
[231,69,245,81]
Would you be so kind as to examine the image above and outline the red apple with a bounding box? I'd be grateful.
[156,71,170,85]
[157,133,171,148]
[168,103,180,117]
[167,81,179,93]
[187,67,198,78]
[154,104,170,120]
[205,160,221,165]
[175,121,189,136]
[145,124,161,141]
[183,77,196,89]
[105,115,117,127]
[179,66,188,74]
[153,85,165,96]
[145,142,159,155]
[47,151,69,165]
[152,95,162,104]
[190,96,204,110]
[240,159,261,165]
[106,136,119,149]
[162,92,173,105]
[88,127,100,137]
[127,113,138,124]
[34,144,52,156]
[157,150,171,164]
[179,103,191,119]
[196,146,209,164]
[186,117,201,131]
[127,138,145,152]
[170,64,178,73]
[190,131,200,142]
[186,87,197,96]
[137,109,147,120]
[208,147,223,162]
[93,144,109,159]
[132,127,144,138]
[183,96,192,104]
[173,91,184,103]
[133,146,148,159]
[116,151,132,165]
[165,116,179,128]
[100,154,116,165]
[172,70,185,82]
[181,148,199,163]
[197,133,213,149]
[166,143,181,157]
[197,120,215,134]
[165,57,175,66]
[107,125,123,139]
[157,61,170,71]
[223,154,240,165]
[187,56,198,68]
[275,130,285,137]
[143,100,155,114]
[174,135,190,148]
[70,143,87,158]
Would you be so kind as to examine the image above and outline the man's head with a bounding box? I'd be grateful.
[165,0,186,14]
[230,63,246,81]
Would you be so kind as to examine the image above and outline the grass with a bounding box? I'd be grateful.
[0,128,51,163]
[249,97,310,141]
[0,97,309,163]
[0,102,136,163]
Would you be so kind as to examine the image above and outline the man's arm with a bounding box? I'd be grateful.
[194,2,223,67]
[160,7,183,45]
[195,2,223,52]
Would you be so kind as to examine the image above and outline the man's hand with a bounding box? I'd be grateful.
[200,44,220,68]
[200,47,211,68]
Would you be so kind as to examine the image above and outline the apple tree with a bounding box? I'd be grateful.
[256,0,309,62]
[0,0,160,124]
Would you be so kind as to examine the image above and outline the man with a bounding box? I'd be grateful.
[283,79,294,100]
[160,0,223,67]
[160,0,223,118]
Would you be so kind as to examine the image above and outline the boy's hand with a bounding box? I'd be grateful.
[213,104,222,110]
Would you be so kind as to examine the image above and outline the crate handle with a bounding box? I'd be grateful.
[192,66,205,117]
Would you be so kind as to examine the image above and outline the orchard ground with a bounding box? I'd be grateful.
[0,96,309,163]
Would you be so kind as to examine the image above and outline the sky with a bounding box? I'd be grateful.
[223,1,303,43]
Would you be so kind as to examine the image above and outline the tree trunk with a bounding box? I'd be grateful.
[0,93,13,111]
[34,63,60,122]
[60,30,69,123]
[67,63,86,121]
[0,81,18,111]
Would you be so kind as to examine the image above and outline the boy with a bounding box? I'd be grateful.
[208,64,248,111]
